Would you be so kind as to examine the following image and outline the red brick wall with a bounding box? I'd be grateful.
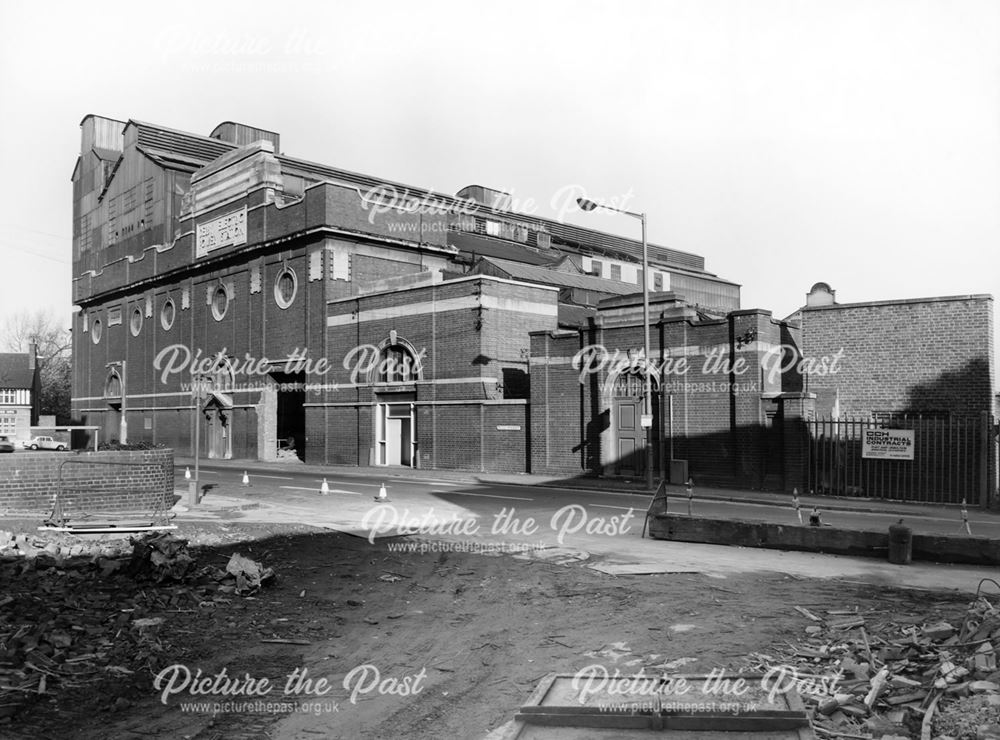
[353,255,424,286]
[0,449,173,515]
[800,296,995,418]
[530,308,791,489]
[530,330,596,475]
[321,276,554,472]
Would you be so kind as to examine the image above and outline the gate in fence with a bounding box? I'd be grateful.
[805,413,996,505]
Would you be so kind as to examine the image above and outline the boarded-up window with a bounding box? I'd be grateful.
[79,214,92,252]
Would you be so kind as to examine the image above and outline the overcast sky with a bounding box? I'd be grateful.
[1,0,997,340]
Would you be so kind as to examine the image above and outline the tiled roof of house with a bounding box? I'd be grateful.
[0,354,34,390]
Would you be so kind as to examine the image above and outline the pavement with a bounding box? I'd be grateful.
[173,454,996,523]
[169,456,1000,594]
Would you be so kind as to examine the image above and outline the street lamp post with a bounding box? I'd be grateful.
[577,197,655,491]
[189,377,203,507]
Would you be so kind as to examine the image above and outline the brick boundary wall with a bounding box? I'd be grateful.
[0,449,173,515]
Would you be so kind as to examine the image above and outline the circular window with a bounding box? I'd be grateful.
[130,307,143,336]
[211,284,229,321]
[161,298,176,331]
[274,267,297,309]
[91,318,103,344]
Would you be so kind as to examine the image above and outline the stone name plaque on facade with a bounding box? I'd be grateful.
[196,207,247,258]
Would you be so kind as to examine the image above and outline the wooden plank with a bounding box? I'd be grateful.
[38,524,177,534]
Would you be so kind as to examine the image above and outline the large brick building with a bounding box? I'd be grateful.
[70,115,738,470]
[70,116,995,500]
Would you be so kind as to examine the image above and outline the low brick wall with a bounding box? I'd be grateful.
[0,449,173,515]
[647,512,1000,566]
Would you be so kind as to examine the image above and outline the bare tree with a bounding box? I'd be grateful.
[1,310,73,424]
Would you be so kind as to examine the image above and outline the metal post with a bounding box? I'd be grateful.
[980,410,990,509]
[575,196,655,491]
[641,212,653,492]
[189,379,201,507]
[668,393,674,478]
[120,361,128,444]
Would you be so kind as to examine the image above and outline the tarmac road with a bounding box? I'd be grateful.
[172,459,1000,594]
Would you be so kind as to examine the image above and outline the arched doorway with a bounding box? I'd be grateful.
[371,333,422,467]
[203,394,233,460]
[104,367,126,444]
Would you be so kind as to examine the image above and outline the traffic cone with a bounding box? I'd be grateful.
[375,483,389,503]
[241,471,250,487]
[320,479,330,496]
[184,466,191,481]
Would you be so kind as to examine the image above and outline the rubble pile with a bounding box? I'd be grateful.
[127,531,195,581]
[0,528,128,563]
[0,532,276,723]
[225,552,275,595]
[743,590,1000,740]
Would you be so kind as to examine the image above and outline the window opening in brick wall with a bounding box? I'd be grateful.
[161,298,175,330]
[211,284,229,321]
[378,345,420,384]
[130,307,143,336]
[274,266,297,309]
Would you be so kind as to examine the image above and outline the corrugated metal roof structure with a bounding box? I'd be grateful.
[474,256,640,295]
[556,303,595,328]
[119,119,714,275]
[134,120,235,164]
[448,232,555,265]
[91,147,120,162]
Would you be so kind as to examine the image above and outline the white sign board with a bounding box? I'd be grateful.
[196,207,247,258]
[862,428,915,460]
[639,414,653,429]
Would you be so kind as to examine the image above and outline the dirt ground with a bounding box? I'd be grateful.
[1,518,973,740]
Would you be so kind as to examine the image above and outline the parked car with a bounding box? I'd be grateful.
[0,435,14,453]
[23,436,67,451]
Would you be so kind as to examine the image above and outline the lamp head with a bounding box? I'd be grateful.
[576,197,598,212]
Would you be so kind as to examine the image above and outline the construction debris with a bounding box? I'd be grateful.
[225,552,275,595]
[0,529,126,563]
[128,532,194,582]
[0,531,278,723]
[743,583,1000,739]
